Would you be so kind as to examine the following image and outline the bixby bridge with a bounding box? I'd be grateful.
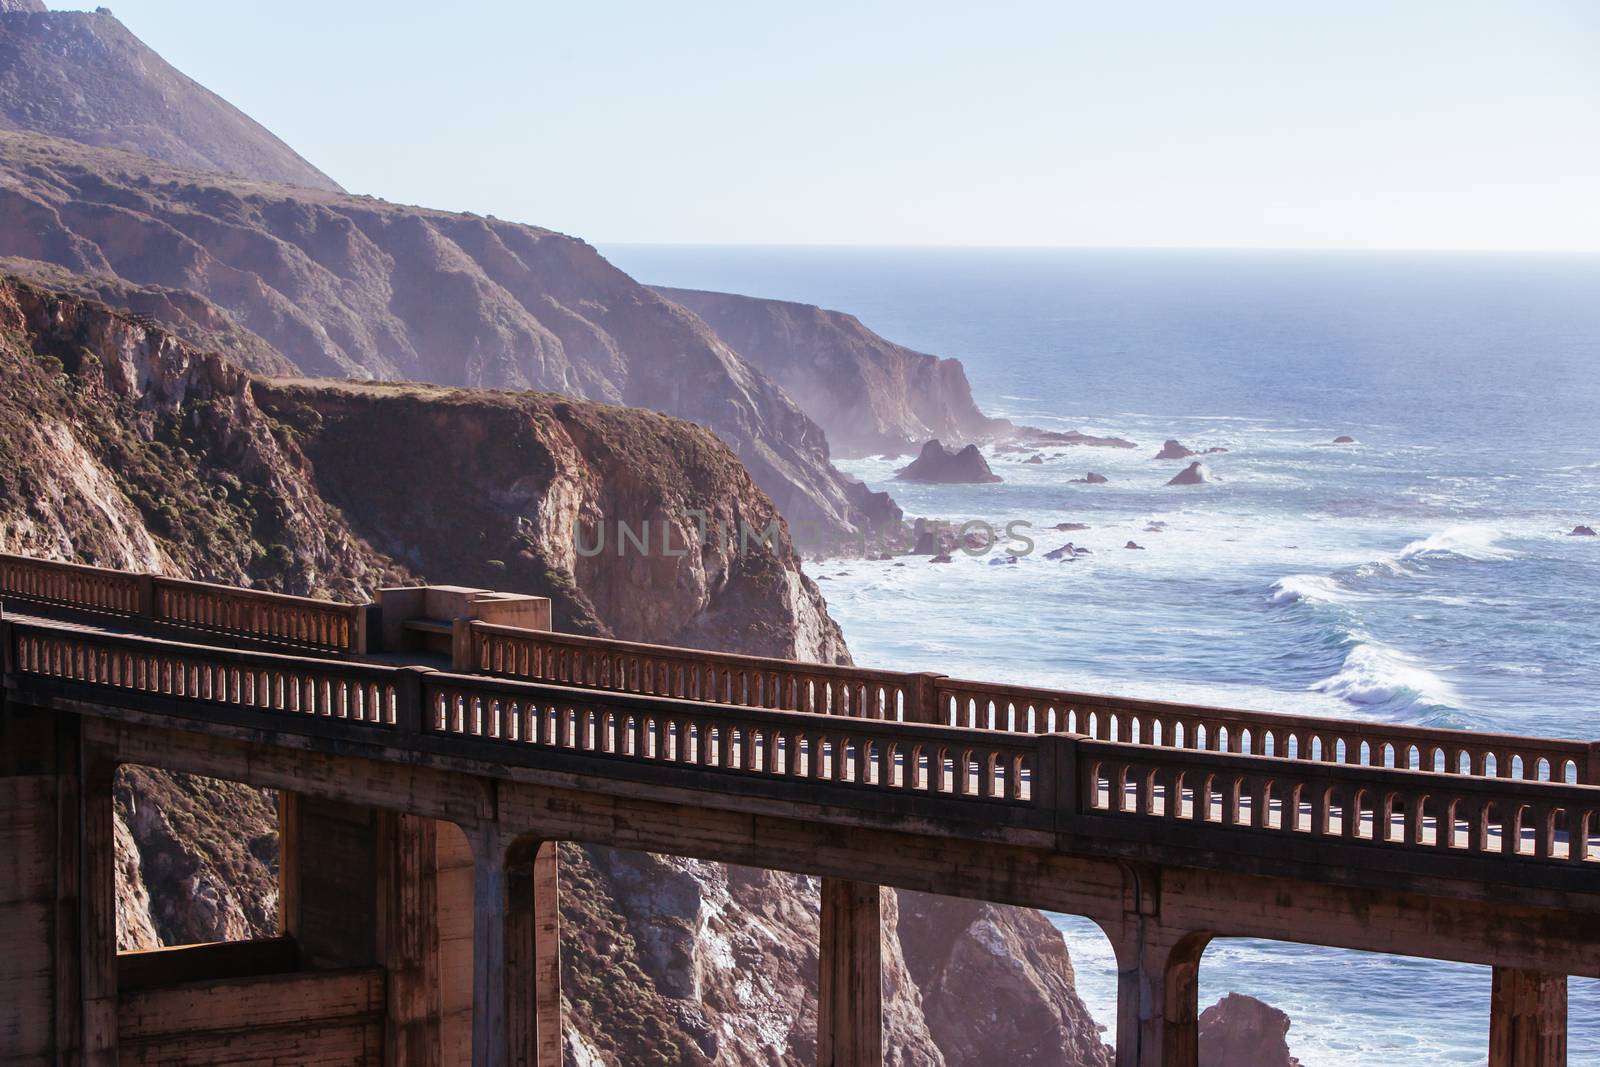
[1,553,1593,1066]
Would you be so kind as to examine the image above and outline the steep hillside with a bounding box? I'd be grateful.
[0,4,340,190]
[0,275,1112,1065]
[659,286,1009,457]
[254,377,848,660]
[0,131,897,547]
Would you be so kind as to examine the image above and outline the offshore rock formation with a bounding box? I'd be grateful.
[657,286,1007,458]
[0,276,1112,1065]
[1166,461,1212,486]
[1199,994,1302,1067]
[0,131,892,547]
[0,6,341,190]
[896,440,1003,484]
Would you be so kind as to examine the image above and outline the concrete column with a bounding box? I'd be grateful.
[1489,967,1567,1067]
[78,750,119,1066]
[1105,919,1209,1067]
[817,877,883,1067]
[380,813,442,1067]
[471,830,562,1067]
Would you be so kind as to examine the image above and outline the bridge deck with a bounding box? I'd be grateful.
[3,552,1599,913]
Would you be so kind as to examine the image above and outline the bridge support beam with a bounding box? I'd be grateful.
[470,830,562,1067]
[1102,902,1210,1067]
[817,877,883,1067]
[1489,967,1567,1067]
[379,812,443,1067]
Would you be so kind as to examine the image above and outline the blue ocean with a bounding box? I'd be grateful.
[603,245,1600,1066]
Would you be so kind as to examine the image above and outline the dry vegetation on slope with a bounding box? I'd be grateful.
[0,131,896,546]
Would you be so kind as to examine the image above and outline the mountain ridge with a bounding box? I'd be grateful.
[0,5,341,190]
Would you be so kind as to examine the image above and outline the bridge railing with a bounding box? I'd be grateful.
[0,554,366,654]
[0,554,144,616]
[10,620,400,726]
[467,622,938,722]
[149,576,365,655]
[935,678,1599,785]
[426,672,1036,804]
[7,617,1597,868]
[1080,738,1599,864]
[467,624,1598,787]
[6,552,1596,788]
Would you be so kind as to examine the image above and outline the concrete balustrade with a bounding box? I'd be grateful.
[2,556,1598,1065]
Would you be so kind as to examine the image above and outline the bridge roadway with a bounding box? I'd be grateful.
[0,553,1594,1066]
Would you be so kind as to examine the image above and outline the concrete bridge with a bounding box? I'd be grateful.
[0,553,1593,1066]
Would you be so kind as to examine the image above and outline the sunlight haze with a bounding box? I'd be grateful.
[55,0,1600,250]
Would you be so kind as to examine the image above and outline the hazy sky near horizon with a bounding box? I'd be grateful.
[57,1,1600,250]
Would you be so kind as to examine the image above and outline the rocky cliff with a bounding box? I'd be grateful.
[0,5,341,191]
[657,287,1008,458]
[0,276,1112,1065]
[0,131,896,547]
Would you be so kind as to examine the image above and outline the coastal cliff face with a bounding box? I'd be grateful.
[0,276,1113,1065]
[0,6,341,191]
[0,131,895,547]
[253,378,848,661]
[658,286,1007,458]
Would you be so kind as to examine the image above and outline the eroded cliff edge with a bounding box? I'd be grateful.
[0,276,1113,1065]
[0,131,896,548]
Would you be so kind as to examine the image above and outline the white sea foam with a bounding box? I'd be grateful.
[1265,574,1353,606]
[1312,639,1459,710]
[1397,524,1514,562]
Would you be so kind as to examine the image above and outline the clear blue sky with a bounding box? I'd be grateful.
[57,1,1600,250]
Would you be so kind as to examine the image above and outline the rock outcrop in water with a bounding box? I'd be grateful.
[1570,525,1596,537]
[1015,427,1137,450]
[0,6,341,190]
[1155,439,1227,460]
[0,275,1114,1065]
[1166,461,1212,486]
[896,440,1003,483]
[1199,994,1302,1067]
[1071,472,1108,484]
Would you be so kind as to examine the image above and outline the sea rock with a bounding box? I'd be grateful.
[1332,435,1357,444]
[1044,544,1078,561]
[1166,462,1212,486]
[1570,525,1596,537]
[930,553,954,564]
[1125,541,1145,550]
[895,440,1003,484]
[988,555,1018,566]
[1143,521,1167,532]
[1070,473,1109,485]
[1013,427,1137,450]
[911,519,959,555]
[1156,439,1227,459]
[1024,453,1045,464]
[1199,994,1302,1067]
[1054,522,1092,531]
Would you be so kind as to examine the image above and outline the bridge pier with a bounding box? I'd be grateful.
[1489,967,1567,1067]
[469,828,562,1067]
[0,707,119,1066]
[817,877,884,1067]
[1100,908,1209,1067]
